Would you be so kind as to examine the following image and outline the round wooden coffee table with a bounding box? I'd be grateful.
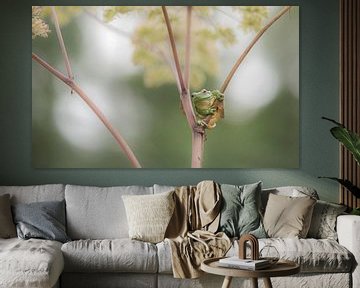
[201,257,300,288]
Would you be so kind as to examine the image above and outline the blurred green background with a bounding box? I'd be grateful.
[32,6,299,168]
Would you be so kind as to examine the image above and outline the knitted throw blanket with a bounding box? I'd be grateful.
[165,181,231,279]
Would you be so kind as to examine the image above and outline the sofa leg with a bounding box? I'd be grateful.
[263,277,273,288]
[222,276,232,288]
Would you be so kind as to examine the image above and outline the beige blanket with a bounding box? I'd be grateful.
[165,181,231,278]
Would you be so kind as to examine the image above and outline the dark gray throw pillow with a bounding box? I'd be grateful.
[12,200,70,243]
[0,194,17,238]
[218,182,266,238]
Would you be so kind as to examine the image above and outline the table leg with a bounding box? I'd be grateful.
[251,278,258,288]
[222,276,233,288]
[263,277,273,288]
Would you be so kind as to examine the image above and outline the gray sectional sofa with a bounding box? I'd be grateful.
[0,184,359,288]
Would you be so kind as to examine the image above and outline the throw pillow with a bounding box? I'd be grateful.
[307,200,347,240]
[0,194,16,238]
[263,193,316,238]
[261,186,319,214]
[12,200,70,243]
[122,190,175,243]
[218,182,266,238]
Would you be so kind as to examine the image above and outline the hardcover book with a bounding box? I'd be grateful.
[218,257,271,270]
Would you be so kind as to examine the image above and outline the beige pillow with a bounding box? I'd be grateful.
[122,191,175,243]
[263,193,316,238]
[0,194,16,238]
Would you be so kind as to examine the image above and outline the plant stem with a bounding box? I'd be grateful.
[51,7,73,80]
[162,6,186,94]
[162,6,205,168]
[162,6,199,130]
[192,131,205,168]
[220,6,292,93]
[185,6,206,167]
[322,116,344,127]
[32,52,142,168]
[184,6,192,90]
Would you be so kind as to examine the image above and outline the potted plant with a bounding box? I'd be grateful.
[320,117,360,215]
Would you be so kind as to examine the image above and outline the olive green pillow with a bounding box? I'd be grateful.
[218,182,266,238]
[263,193,316,238]
[0,194,16,238]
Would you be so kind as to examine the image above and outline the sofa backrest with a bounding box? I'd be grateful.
[0,184,65,204]
[65,184,154,240]
[0,184,320,240]
[153,184,176,194]
[154,183,320,212]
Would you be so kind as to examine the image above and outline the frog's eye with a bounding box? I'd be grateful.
[201,89,207,93]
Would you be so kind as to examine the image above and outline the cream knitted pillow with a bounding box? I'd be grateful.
[122,191,175,243]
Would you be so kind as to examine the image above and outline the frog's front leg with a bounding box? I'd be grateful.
[197,119,209,128]
[197,107,217,116]
[196,118,217,129]
[211,90,225,101]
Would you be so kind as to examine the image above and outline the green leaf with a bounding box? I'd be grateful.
[103,6,144,22]
[321,116,343,127]
[322,117,360,165]
[330,127,360,165]
[351,208,360,215]
[236,6,269,33]
[143,66,175,88]
[216,27,236,47]
[319,177,360,199]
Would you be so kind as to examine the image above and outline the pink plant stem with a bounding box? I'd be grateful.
[32,52,142,168]
[161,6,196,125]
[185,6,205,168]
[220,6,292,93]
[162,6,205,168]
[161,6,186,94]
[51,7,73,80]
[184,6,192,90]
[191,131,205,168]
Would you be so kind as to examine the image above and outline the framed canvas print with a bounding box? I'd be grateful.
[32,6,299,168]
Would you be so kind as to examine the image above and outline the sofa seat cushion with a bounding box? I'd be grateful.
[61,239,158,273]
[0,238,64,288]
[231,238,353,273]
[260,238,353,273]
[157,238,353,274]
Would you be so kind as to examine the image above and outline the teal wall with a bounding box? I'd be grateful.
[0,0,340,202]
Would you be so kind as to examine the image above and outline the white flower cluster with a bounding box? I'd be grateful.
[32,6,50,39]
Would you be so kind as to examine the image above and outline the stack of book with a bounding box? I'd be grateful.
[218,257,271,270]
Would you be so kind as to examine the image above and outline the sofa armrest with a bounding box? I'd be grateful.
[337,215,360,288]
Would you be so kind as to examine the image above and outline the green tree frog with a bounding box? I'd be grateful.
[191,89,224,129]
